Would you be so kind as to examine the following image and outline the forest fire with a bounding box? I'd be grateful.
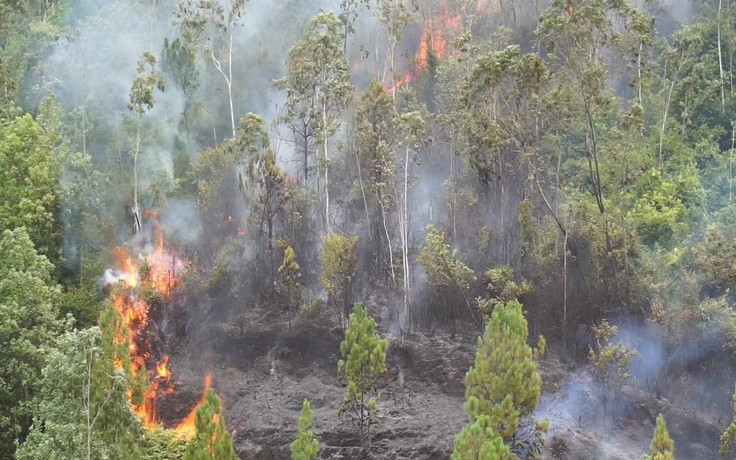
[386,8,462,94]
[107,219,206,435]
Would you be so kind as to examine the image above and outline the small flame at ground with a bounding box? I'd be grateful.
[157,355,171,383]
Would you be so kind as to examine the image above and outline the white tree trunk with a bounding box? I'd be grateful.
[323,101,331,233]
[719,0,726,112]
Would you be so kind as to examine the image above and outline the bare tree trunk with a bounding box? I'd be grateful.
[403,144,410,320]
[378,191,396,287]
[355,143,371,239]
[228,32,235,136]
[563,212,569,352]
[133,113,141,235]
[637,42,643,106]
[659,73,675,167]
[209,34,235,138]
[323,102,331,233]
[719,0,726,112]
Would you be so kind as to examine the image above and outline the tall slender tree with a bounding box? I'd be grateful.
[128,51,164,235]
[276,11,351,232]
[176,0,246,137]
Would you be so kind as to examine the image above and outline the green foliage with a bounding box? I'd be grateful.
[161,37,199,137]
[419,225,476,291]
[337,303,388,447]
[463,44,548,183]
[0,228,65,458]
[128,51,165,117]
[0,114,61,258]
[478,266,532,318]
[418,225,476,335]
[320,233,358,327]
[464,300,542,440]
[16,327,141,460]
[184,389,238,460]
[451,408,514,460]
[139,427,190,460]
[56,282,104,329]
[291,399,319,460]
[276,10,351,180]
[588,321,637,418]
[721,385,736,458]
[279,245,302,327]
[642,414,674,460]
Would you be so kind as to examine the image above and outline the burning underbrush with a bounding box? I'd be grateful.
[102,216,213,437]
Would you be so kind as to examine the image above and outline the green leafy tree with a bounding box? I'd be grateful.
[183,388,238,460]
[161,37,199,141]
[16,327,141,460]
[0,228,64,458]
[418,225,477,338]
[588,320,637,421]
[477,266,532,318]
[464,300,542,441]
[354,79,398,282]
[721,385,736,457]
[0,114,61,259]
[279,245,301,328]
[320,233,358,329]
[451,405,514,460]
[337,303,388,448]
[291,399,319,460]
[276,11,351,231]
[128,51,165,235]
[175,0,247,137]
[643,414,675,460]
[253,148,290,285]
[374,0,417,99]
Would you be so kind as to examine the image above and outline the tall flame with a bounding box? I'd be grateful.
[108,216,210,430]
[174,373,213,438]
[384,7,462,95]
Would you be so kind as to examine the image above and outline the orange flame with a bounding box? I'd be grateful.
[384,8,462,95]
[174,373,213,438]
[157,355,171,383]
[416,12,461,71]
[108,214,187,428]
[386,72,415,95]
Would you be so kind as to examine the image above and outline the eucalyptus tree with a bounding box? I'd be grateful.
[354,79,398,282]
[395,111,424,322]
[175,0,247,138]
[373,0,417,98]
[276,11,351,232]
[127,51,164,235]
[161,37,199,141]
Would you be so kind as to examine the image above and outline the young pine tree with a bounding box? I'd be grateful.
[464,300,542,441]
[452,410,514,459]
[291,399,319,460]
[183,389,238,460]
[337,303,388,448]
[279,245,301,328]
[643,414,674,460]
